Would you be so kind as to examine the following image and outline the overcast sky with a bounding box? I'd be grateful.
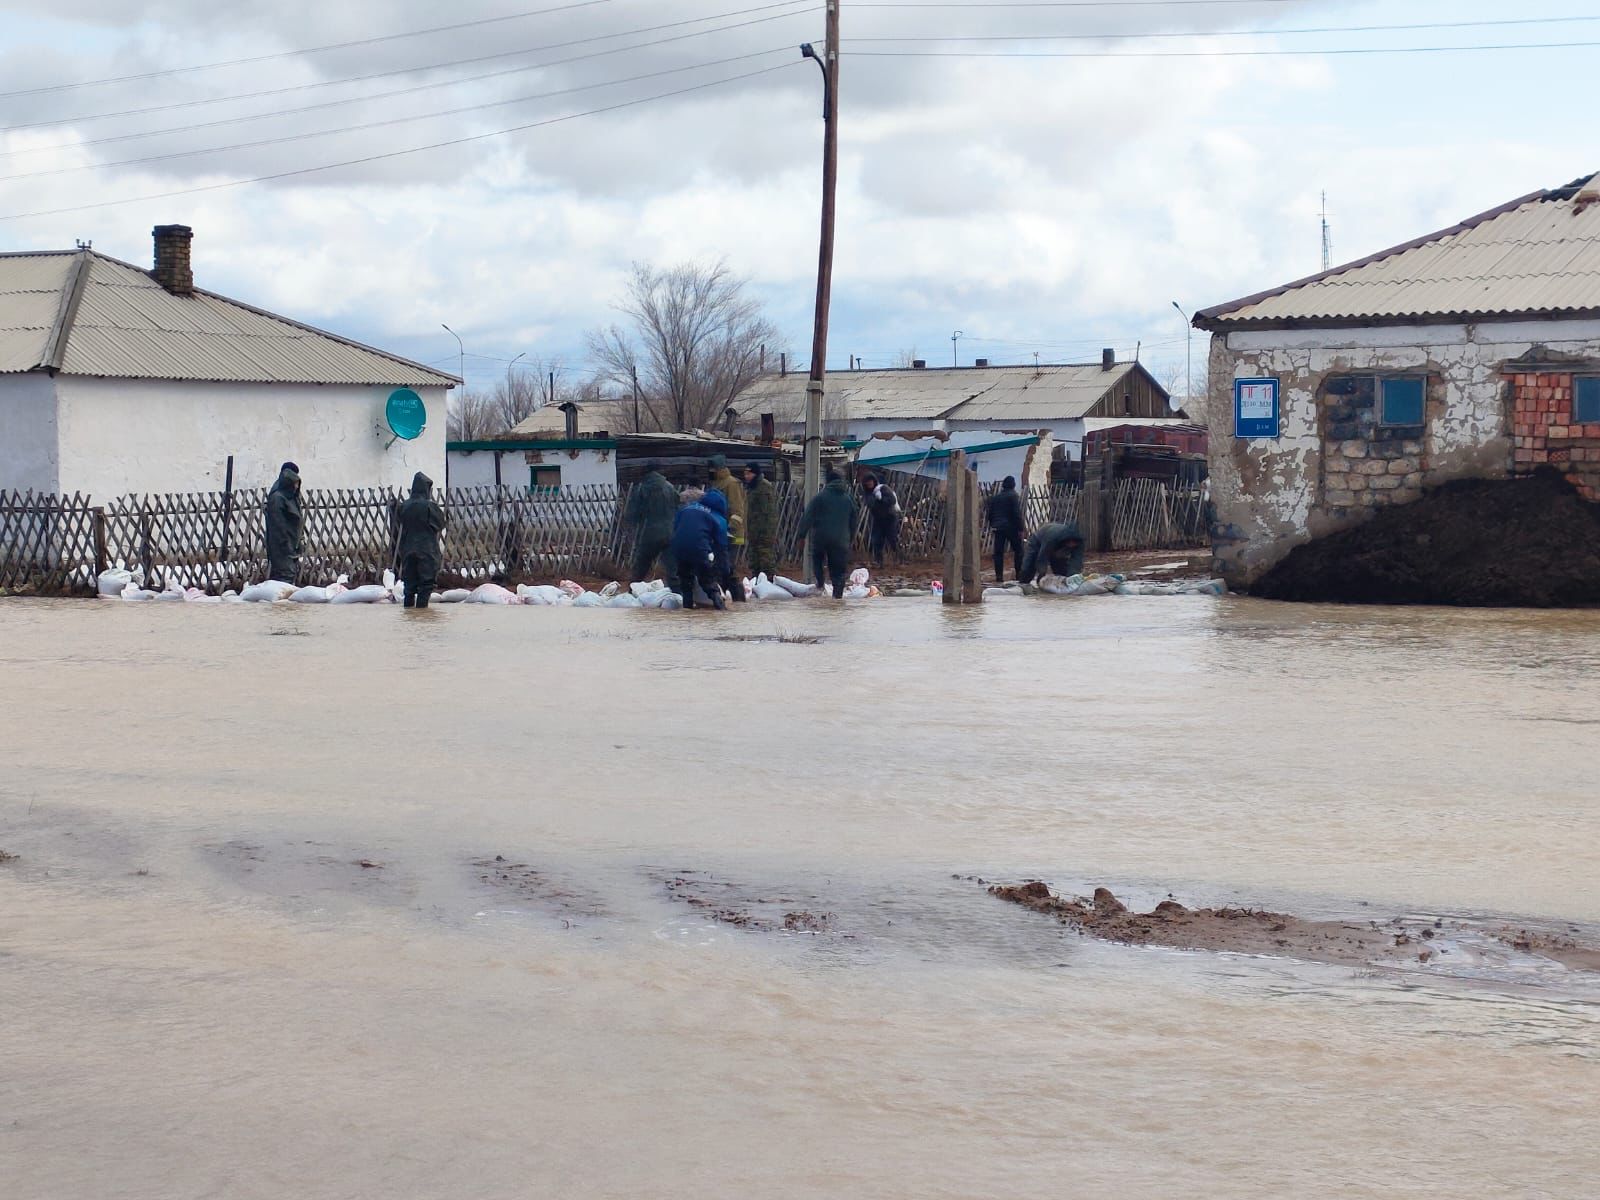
[1,0,1596,395]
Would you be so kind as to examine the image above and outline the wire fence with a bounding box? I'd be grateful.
[0,476,1206,595]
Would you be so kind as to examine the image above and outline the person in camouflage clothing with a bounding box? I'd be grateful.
[626,462,679,582]
[742,462,779,579]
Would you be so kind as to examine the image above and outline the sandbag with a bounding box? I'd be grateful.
[599,581,623,599]
[657,592,684,611]
[573,591,605,608]
[240,581,297,603]
[517,584,569,607]
[96,569,134,597]
[436,589,472,604]
[639,588,676,609]
[773,576,817,598]
[331,584,391,605]
[289,585,334,604]
[843,585,871,600]
[629,580,668,599]
[463,583,518,606]
[557,580,584,599]
[605,593,644,609]
[753,576,793,601]
[119,586,155,602]
[848,568,870,588]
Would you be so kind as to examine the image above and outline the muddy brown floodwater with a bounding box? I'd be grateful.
[2,595,1599,1198]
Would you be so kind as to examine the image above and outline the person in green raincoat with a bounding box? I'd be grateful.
[796,470,858,599]
[396,471,446,608]
[626,461,679,582]
[263,462,303,584]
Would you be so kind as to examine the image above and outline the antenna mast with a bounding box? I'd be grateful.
[1320,191,1332,272]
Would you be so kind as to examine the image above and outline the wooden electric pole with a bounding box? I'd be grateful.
[803,1,840,506]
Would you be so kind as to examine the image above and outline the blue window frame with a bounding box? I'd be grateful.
[1380,377,1426,427]
[530,466,561,494]
[1576,377,1600,425]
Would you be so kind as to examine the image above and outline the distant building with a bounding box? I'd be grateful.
[735,355,1173,456]
[855,430,1054,490]
[1196,171,1600,586]
[0,225,455,497]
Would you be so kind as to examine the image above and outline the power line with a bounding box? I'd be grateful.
[0,0,623,99]
[845,15,1600,43]
[852,1,1313,6]
[0,48,792,182]
[846,39,1600,58]
[0,0,818,134]
[0,62,794,222]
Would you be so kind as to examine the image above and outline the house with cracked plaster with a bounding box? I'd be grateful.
[0,224,456,499]
[1194,171,1600,588]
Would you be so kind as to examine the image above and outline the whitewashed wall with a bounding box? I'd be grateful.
[53,377,449,497]
[947,417,1085,456]
[446,446,617,492]
[0,373,60,493]
[1206,318,1600,585]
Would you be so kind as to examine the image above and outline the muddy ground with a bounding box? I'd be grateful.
[989,882,1600,973]
[1254,469,1600,607]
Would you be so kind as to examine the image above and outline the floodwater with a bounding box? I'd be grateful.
[2,595,1597,1198]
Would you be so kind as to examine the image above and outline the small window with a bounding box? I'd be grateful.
[1576,377,1600,424]
[530,466,561,495]
[1380,377,1425,427]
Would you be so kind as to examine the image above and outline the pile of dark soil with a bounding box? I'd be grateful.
[1253,469,1600,607]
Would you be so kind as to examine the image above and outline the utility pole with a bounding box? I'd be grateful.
[951,330,963,367]
[632,365,641,433]
[801,0,840,504]
[1320,191,1332,272]
[442,324,464,393]
[1171,301,1192,412]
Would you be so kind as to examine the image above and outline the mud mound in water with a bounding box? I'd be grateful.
[1252,470,1600,607]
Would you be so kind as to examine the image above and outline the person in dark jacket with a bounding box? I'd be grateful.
[1019,522,1086,586]
[742,462,779,580]
[987,475,1026,582]
[699,487,745,602]
[626,462,678,581]
[861,472,901,567]
[396,471,446,608]
[797,470,858,599]
[263,462,303,584]
[670,491,728,610]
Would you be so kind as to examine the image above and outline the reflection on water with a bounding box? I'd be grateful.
[2,596,1598,1198]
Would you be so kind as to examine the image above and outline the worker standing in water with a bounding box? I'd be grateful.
[742,462,779,581]
[796,469,858,599]
[670,489,729,611]
[1018,522,1086,586]
[263,461,303,584]
[396,471,446,608]
[987,476,1027,582]
[626,461,678,582]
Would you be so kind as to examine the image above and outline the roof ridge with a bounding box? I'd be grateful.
[38,249,92,372]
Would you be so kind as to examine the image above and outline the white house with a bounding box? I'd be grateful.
[1195,171,1600,587]
[735,356,1173,456]
[0,225,455,499]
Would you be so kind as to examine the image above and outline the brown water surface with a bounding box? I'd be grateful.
[2,596,1597,1198]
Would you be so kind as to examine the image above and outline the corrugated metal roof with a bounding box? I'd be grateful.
[0,249,458,387]
[1197,172,1600,330]
[739,362,1154,422]
[510,399,634,436]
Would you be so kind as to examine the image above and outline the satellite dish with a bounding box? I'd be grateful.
[385,388,427,444]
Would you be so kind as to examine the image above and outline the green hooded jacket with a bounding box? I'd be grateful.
[396,472,447,577]
[797,478,858,550]
[264,465,304,564]
[626,471,679,542]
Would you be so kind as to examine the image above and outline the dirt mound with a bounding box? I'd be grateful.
[1253,469,1600,607]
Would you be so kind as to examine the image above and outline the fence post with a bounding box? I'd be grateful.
[943,452,984,605]
[138,501,154,586]
[218,455,234,563]
[92,506,108,577]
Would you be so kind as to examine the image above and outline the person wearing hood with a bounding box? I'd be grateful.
[742,462,778,579]
[396,471,447,608]
[861,472,902,568]
[796,470,858,599]
[263,461,304,584]
[706,454,747,562]
[626,461,678,581]
[986,475,1026,582]
[1019,522,1086,586]
[670,488,729,610]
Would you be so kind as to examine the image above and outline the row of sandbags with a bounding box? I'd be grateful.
[982,573,1228,599]
[99,568,405,605]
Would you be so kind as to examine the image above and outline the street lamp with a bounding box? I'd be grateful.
[442,324,465,393]
[1170,301,1192,413]
[951,330,964,367]
[507,351,526,394]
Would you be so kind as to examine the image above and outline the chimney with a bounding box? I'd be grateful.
[975,358,990,368]
[1101,347,1116,372]
[559,400,579,440]
[912,359,927,370]
[152,224,194,295]
[760,413,776,444]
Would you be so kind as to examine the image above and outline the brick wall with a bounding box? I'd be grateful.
[1321,375,1427,513]
[1509,371,1600,500]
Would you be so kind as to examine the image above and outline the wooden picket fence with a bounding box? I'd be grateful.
[0,475,1206,595]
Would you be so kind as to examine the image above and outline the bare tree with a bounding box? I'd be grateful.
[587,261,779,434]
[446,390,502,441]
[893,347,921,369]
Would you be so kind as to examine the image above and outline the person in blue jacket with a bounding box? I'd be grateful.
[670,489,729,610]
